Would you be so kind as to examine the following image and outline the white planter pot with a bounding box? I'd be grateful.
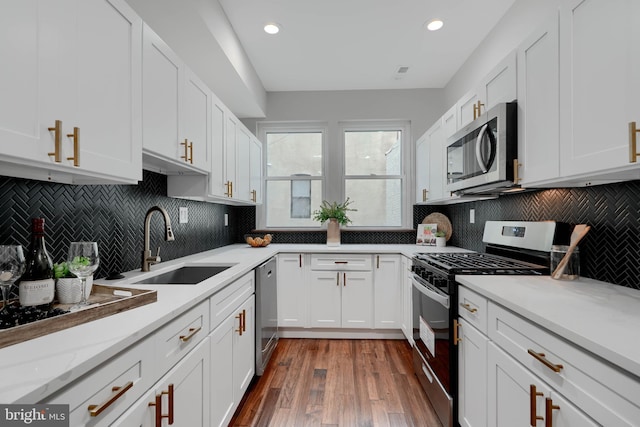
[435,236,447,247]
[56,278,82,304]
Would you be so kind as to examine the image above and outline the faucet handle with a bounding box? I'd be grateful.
[155,247,161,258]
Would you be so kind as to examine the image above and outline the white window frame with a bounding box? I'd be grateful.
[257,120,412,230]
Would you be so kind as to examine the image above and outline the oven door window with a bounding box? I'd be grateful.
[412,278,451,393]
[447,117,497,183]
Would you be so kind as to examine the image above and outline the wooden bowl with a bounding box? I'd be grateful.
[245,234,273,247]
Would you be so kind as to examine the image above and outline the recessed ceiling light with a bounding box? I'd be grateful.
[426,19,444,31]
[264,23,280,35]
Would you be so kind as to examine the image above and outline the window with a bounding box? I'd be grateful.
[261,124,325,228]
[258,120,410,229]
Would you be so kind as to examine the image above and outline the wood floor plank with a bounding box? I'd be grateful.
[230,339,443,427]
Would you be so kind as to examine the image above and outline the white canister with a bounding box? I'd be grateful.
[56,277,82,304]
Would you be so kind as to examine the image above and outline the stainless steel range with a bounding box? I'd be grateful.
[410,220,569,427]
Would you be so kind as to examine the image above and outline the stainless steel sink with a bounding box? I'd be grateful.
[134,265,233,285]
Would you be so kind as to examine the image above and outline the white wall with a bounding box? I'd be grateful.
[242,88,445,143]
[444,0,560,106]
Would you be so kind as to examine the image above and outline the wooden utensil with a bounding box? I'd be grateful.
[551,224,590,279]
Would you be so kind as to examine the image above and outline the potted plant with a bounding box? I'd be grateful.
[54,262,81,304]
[312,198,356,246]
[435,231,447,247]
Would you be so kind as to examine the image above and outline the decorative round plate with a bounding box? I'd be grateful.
[422,212,453,241]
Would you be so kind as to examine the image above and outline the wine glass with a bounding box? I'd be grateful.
[0,245,26,313]
[67,242,99,310]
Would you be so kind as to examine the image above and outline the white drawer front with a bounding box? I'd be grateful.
[210,271,255,331]
[45,337,154,426]
[155,299,209,374]
[488,302,640,426]
[458,286,488,334]
[310,254,372,271]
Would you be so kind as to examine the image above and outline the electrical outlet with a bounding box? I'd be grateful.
[224,213,229,227]
[179,207,188,224]
[470,209,475,224]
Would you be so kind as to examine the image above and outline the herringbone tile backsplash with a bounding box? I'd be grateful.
[0,171,255,284]
[2,172,639,290]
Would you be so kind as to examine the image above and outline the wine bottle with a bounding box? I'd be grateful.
[19,218,55,307]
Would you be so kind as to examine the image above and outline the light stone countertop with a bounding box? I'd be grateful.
[0,243,448,403]
[456,275,640,380]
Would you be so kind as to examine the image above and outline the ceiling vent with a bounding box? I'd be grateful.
[396,66,410,74]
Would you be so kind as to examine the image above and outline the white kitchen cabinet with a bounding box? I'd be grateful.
[400,256,413,344]
[277,254,308,327]
[457,51,517,130]
[457,318,488,427]
[209,96,227,198]
[112,337,211,427]
[373,255,401,329]
[234,125,252,202]
[415,131,430,203]
[249,136,263,203]
[309,270,373,328]
[210,295,255,427]
[441,105,458,140]
[224,114,238,198]
[516,12,561,186]
[142,24,210,175]
[487,342,596,427]
[557,0,640,182]
[0,0,142,184]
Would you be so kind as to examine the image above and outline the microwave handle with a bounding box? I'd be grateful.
[475,123,490,173]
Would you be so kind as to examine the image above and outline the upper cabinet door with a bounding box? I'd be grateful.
[209,96,226,198]
[559,0,640,177]
[249,136,263,204]
[415,132,430,203]
[74,0,142,182]
[234,125,252,202]
[182,68,211,172]
[442,105,458,139]
[517,13,561,185]
[142,24,182,161]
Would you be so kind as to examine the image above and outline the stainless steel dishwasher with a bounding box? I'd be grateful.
[255,256,278,375]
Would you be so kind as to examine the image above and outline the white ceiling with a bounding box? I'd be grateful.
[218,0,518,92]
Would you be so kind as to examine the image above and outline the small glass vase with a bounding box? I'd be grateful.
[327,218,341,246]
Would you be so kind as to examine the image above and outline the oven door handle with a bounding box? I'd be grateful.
[411,275,450,309]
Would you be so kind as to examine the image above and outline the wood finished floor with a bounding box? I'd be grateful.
[230,339,442,427]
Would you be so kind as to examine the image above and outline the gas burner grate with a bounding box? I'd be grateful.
[414,252,549,275]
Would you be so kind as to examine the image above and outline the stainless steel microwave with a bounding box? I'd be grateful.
[446,102,517,195]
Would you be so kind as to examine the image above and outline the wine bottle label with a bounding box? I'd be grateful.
[19,279,55,306]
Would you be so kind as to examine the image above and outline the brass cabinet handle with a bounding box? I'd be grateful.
[459,303,478,313]
[181,139,189,163]
[422,188,428,202]
[66,127,80,167]
[629,121,640,163]
[149,384,174,427]
[242,309,247,332]
[236,311,244,336]
[343,272,346,287]
[473,100,485,120]
[453,319,461,345]
[514,158,522,183]
[47,120,62,162]
[545,398,560,427]
[376,255,380,269]
[336,272,340,286]
[88,381,133,417]
[225,181,231,197]
[229,181,233,198]
[179,326,202,342]
[251,189,257,202]
[530,384,544,426]
[189,141,194,164]
[528,349,564,373]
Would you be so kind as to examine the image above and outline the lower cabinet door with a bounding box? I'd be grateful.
[458,318,489,427]
[113,337,211,427]
[210,294,255,427]
[309,271,342,327]
[487,342,597,427]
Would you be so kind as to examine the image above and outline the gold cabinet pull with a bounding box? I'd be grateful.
[629,122,640,163]
[343,272,346,287]
[453,318,461,345]
[544,398,560,427]
[530,384,544,426]
[376,255,380,269]
[224,181,231,197]
[514,158,522,183]
[236,310,246,335]
[336,272,340,286]
[473,100,485,120]
[251,189,257,202]
[528,349,564,373]
[47,120,62,162]
[88,381,133,417]
[460,303,478,313]
[180,139,191,163]
[149,384,174,427]
[66,127,79,167]
[236,312,243,335]
[189,141,194,164]
[179,326,201,342]
[422,188,428,202]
